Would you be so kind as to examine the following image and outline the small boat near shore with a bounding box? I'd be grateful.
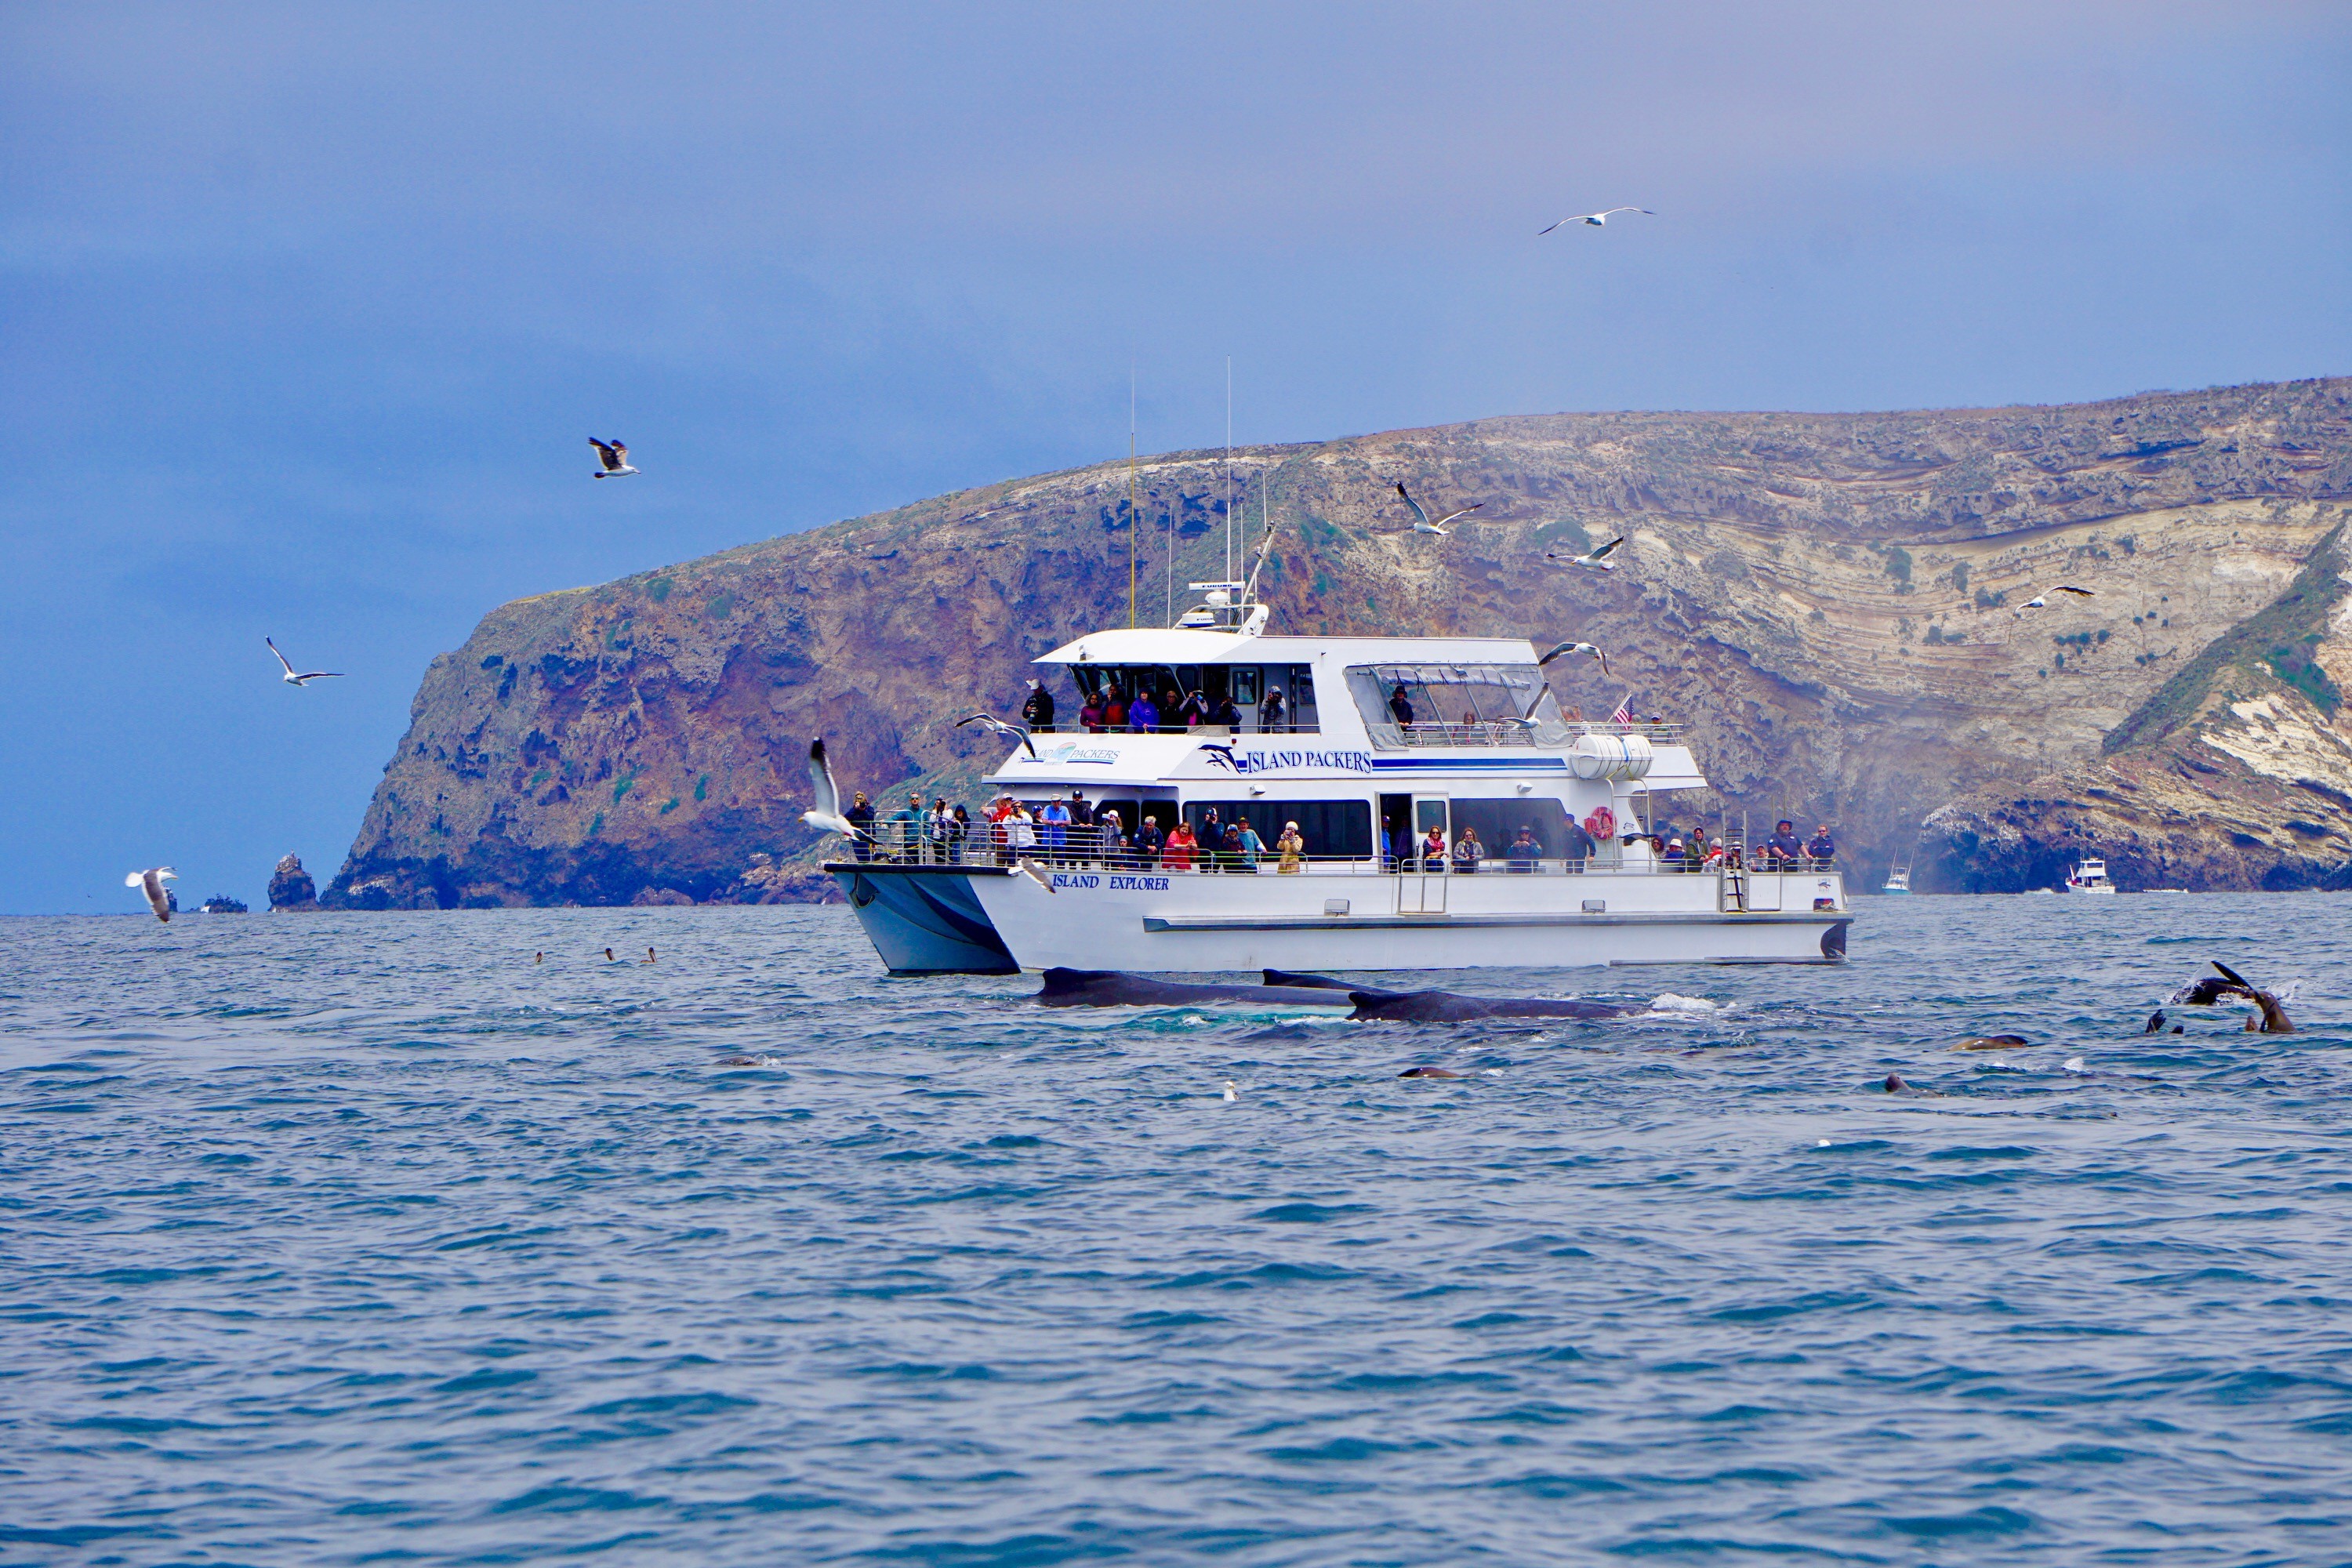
[2063,858,2118,895]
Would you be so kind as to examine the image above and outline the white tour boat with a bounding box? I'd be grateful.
[2062,857,2118,895]
[825,585,1850,975]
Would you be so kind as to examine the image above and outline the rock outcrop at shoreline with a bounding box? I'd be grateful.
[325,378,2352,906]
[269,854,320,911]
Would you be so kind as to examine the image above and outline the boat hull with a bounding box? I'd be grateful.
[831,862,1849,973]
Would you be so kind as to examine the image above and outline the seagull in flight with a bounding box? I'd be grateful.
[954,713,1041,760]
[1014,858,1057,893]
[1548,535,1626,572]
[126,866,176,923]
[1537,641,1612,677]
[2013,586,2094,616]
[1538,207,1653,235]
[590,438,638,478]
[801,739,866,841]
[1395,481,1483,537]
[265,637,343,687]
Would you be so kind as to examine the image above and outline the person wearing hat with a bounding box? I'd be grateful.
[1021,678,1055,733]
[1506,825,1541,873]
[1067,789,1096,863]
[1767,819,1803,867]
[1276,821,1305,874]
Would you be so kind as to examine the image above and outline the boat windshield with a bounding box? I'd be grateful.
[1346,663,1570,749]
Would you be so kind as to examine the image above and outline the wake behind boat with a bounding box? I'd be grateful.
[823,583,1849,975]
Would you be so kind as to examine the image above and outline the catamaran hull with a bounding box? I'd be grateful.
[829,863,1849,973]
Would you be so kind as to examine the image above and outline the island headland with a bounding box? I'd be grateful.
[325,377,2352,906]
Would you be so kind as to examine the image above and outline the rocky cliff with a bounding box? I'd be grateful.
[326,378,2352,906]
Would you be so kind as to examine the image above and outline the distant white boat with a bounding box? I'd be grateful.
[1882,860,1911,895]
[2062,857,2118,895]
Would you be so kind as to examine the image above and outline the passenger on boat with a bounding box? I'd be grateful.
[1039,797,1071,862]
[1127,691,1160,734]
[846,791,876,862]
[1390,685,1416,727]
[1563,817,1598,866]
[1004,806,1039,858]
[1684,826,1709,869]
[1767,820,1803,866]
[1807,825,1836,862]
[1383,818,1408,872]
[1277,822,1304,873]
[1221,817,1247,870]
[1421,825,1447,869]
[1663,836,1685,869]
[1178,689,1210,729]
[1453,827,1484,874]
[889,793,925,862]
[1160,686,1185,734]
[1103,688,1128,730]
[949,804,973,862]
[1198,808,1225,873]
[925,798,953,864]
[1079,692,1105,732]
[1163,821,1199,872]
[1021,680,1055,734]
[1135,813,1164,867]
[1236,818,1265,872]
[985,793,1017,864]
[1506,826,1541,873]
[1068,790,1095,862]
[1097,808,1127,866]
[1258,686,1287,734]
[1209,691,1242,730]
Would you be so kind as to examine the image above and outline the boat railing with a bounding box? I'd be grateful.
[845,820,1835,877]
[1360,719,1688,750]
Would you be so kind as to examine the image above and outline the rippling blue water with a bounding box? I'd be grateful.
[4,896,2349,1564]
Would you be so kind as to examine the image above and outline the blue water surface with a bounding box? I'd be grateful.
[2,895,2349,1565]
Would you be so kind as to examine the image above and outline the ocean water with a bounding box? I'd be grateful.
[3,895,2349,1566]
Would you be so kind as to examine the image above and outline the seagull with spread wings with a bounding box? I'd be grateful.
[1538,206,1653,235]
[126,866,176,923]
[954,713,1041,760]
[1548,534,1626,572]
[801,739,865,840]
[1537,641,1612,677]
[590,438,638,478]
[1395,481,1483,537]
[266,637,343,687]
[2013,585,2095,616]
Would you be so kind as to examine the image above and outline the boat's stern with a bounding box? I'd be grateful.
[826,862,1020,975]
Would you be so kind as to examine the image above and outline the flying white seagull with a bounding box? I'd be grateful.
[1014,858,1058,893]
[2013,586,2095,617]
[1537,641,1612,677]
[590,438,638,478]
[954,713,1041,760]
[1395,481,1483,537]
[1538,207,1653,235]
[126,866,176,923]
[801,739,864,841]
[265,637,343,687]
[1548,535,1626,572]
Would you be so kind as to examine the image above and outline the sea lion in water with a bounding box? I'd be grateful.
[1036,968,1352,1010]
[1348,989,1640,1023]
[1882,1073,1944,1095]
[1954,1034,2031,1051]
[1399,1066,1464,1079]
[2168,962,2293,1032]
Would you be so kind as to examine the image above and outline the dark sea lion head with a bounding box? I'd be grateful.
[1399,1066,1464,1079]
[1884,1073,1907,1092]
[1954,1034,2031,1051]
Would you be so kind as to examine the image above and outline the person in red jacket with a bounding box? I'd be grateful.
[1162,822,1199,872]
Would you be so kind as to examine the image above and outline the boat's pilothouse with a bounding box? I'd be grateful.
[825,596,1853,974]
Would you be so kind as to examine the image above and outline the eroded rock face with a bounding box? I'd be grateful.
[327,379,2352,905]
[268,854,320,911]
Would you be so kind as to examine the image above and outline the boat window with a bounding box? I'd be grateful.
[1447,797,1582,858]
[1288,665,1317,724]
[1231,666,1260,707]
[1183,798,1371,860]
[1345,663,1566,748]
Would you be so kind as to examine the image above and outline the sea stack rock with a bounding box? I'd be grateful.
[269,853,321,911]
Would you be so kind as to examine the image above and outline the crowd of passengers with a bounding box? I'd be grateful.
[1022,679,1295,735]
[836,788,1837,874]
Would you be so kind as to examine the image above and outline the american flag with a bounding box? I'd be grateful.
[1610,697,1635,724]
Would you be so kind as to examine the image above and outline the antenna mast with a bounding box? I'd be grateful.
[1224,357,1233,593]
[1127,368,1138,630]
